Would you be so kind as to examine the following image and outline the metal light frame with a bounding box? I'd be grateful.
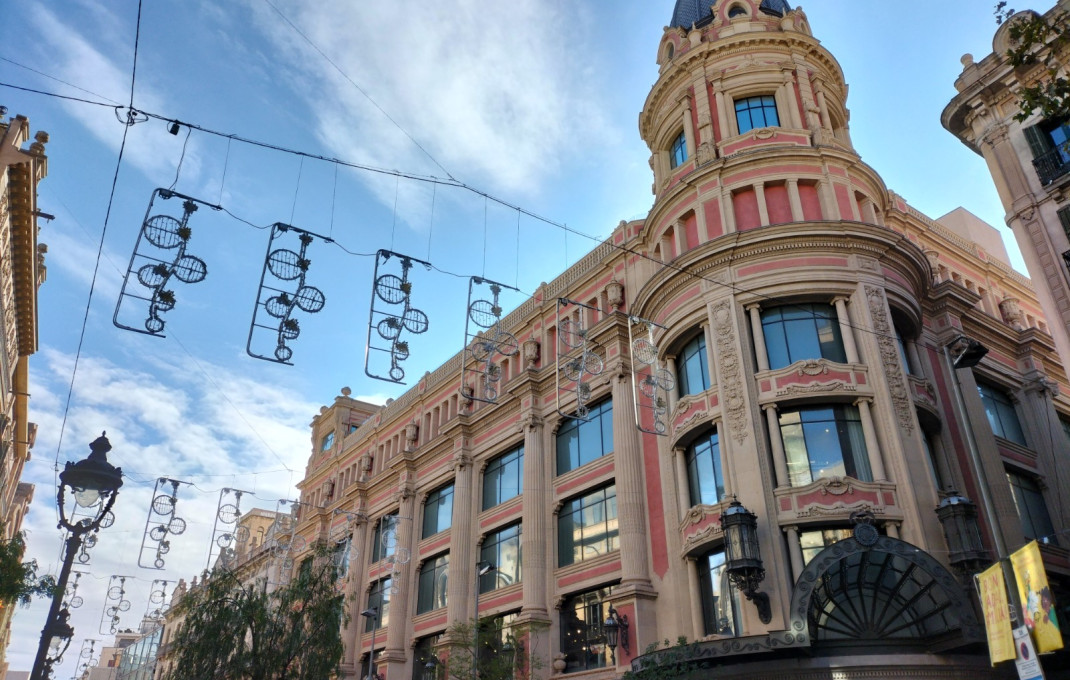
[462,276,521,404]
[31,434,123,680]
[554,298,605,421]
[365,249,433,384]
[627,316,674,436]
[720,498,772,624]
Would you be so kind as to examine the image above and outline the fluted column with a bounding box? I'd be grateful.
[447,453,474,626]
[520,415,550,621]
[342,512,370,672]
[854,398,887,482]
[746,304,768,372]
[673,447,690,517]
[384,489,417,661]
[763,404,789,487]
[783,526,804,582]
[665,355,679,412]
[686,557,704,639]
[786,179,803,221]
[832,296,859,363]
[611,369,653,589]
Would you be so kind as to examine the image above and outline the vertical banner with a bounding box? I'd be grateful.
[1010,541,1064,653]
[977,562,1016,664]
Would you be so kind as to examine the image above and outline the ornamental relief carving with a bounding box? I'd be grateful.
[674,409,709,434]
[711,301,748,446]
[679,503,721,530]
[776,381,854,398]
[864,286,914,433]
[681,522,724,554]
[796,501,883,520]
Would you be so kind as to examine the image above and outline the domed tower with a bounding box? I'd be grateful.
[623,0,1068,675]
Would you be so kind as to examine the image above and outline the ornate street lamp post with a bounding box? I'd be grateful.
[474,560,495,679]
[720,498,772,624]
[361,607,380,680]
[31,433,123,680]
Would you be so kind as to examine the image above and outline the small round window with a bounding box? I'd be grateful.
[728,5,747,18]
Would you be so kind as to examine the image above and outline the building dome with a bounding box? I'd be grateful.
[669,0,791,29]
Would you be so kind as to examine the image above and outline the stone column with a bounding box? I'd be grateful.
[786,179,803,222]
[384,487,417,671]
[854,398,887,482]
[754,183,770,226]
[681,97,696,158]
[700,322,716,384]
[447,453,474,626]
[713,81,729,141]
[815,87,831,130]
[611,369,653,590]
[763,404,789,487]
[746,304,769,372]
[673,447,690,517]
[783,526,804,582]
[781,70,802,129]
[686,557,704,639]
[664,355,679,412]
[342,511,370,673]
[520,415,551,622]
[832,296,859,363]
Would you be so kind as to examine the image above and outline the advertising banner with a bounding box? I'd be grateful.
[977,562,1015,664]
[1010,541,1064,653]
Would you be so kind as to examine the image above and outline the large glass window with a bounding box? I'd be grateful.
[422,484,454,538]
[413,635,442,680]
[761,304,847,370]
[417,554,449,614]
[696,549,738,637]
[371,513,398,563]
[483,445,523,510]
[670,131,688,169]
[558,485,619,567]
[978,382,1027,446]
[560,585,615,673]
[677,333,710,397]
[332,538,351,581]
[1008,471,1056,543]
[556,399,614,475]
[365,577,391,631]
[686,431,724,507]
[779,405,871,486]
[477,612,520,669]
[799,527,855,564]
[480,524,521,593]
[735,95,779,134]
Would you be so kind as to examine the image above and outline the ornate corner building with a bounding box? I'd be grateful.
[291,2,1070,679]
[0,114,48,676]
[943,0,1070,383]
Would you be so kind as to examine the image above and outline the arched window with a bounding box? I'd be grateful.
[686,431,724,507]
[761,303,846,369]
[697,548,739,636]
[670,130,688,169]
[778,405,870,486]
[677,332,710,397]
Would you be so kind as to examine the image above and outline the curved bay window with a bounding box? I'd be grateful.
[677,332,710,397]
[779,405,870,486]
[417,554,449,614]
[697,549,739,637]
[734,95,779,134]
[480,523,522,592]
[686,431,724,507]
[556,399,613,475]
[761,304,846,370]
[560,585,615,672]
[558,485,619,567]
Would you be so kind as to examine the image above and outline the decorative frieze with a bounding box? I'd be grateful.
[864,286,914,433]
[711,300,748,446]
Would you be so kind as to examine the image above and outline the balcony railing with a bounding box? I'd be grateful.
[1032,147,1070,185]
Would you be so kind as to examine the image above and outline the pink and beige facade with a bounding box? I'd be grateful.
[291,2,1070,679]
[0,114,48,679]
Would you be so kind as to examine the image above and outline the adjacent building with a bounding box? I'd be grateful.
[0,113,49,678]
[290,2,1070,678]
[943,0,1070,381]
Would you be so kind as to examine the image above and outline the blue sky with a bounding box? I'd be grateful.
[0,0,1023,674]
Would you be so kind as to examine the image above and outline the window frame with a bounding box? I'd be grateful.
[482,444,524,511]
[1007,470,1056,544]
[696,548,739,637]
[977,381,1027,446]
[557,484,619,567]
[416,554,449,614]
[480,523,522,593]
[422,484,455,539]
[560,585,615,673]
[734,94,780,134]
[778,404,871,486]
[799,526,857,565]
[366,577,391,632]
[556,398,614,475]
[685,430,724,507]
[760,303,847,370]
[669,130,688,170]
[370,513,398,564]
[320,431,335,452]
[677,331,710,397]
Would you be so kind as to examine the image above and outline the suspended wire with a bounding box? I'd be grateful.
[167,124,193,191]
[0,81,116,108]
[426,183,436,261]
[259,0,454,181]
[390,174,400,251]
[329,161,339,238]
[515,210,521,289]
[482,196,488,279]
[218,137,232,205]
[0,55,123,105]
[290,156,304,224]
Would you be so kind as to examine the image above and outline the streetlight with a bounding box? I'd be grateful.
[474,560,495,679]
[361,607,379,680]
[32,433,123,680]
[603,604,629,663]
[720,498,772,624]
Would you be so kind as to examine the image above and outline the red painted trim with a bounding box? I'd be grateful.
[737,257,847,278]
[557,559,621,588]
[556,460,615,495]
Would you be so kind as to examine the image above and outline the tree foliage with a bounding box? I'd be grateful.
[422,618,543,680]
[0,528,56,607]
[161,543,347,680]
[995,2,1070,121]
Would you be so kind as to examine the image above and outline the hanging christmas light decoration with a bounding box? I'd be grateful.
[267,499,309,587]
[114,189,217,336]
[555,298,606,420]
[76,639,99,679]
[98,576,131,635]
[138,478,189,570]
[205,487,252,572]
[628,316,675,435]
[247,223,330,364]
[59,504,113,567]
[365,250,432,384]
[462,277,520,403]
[62,571,86,610]
[144,579,172,622]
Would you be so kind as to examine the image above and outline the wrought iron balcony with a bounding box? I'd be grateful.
[1032,147,1070,185]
